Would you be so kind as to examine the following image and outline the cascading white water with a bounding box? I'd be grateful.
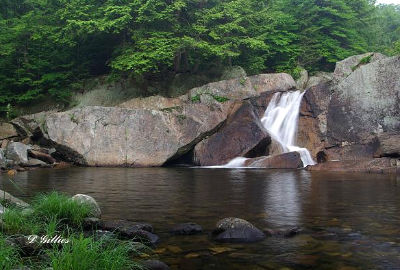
[261,91,315,167]
[217,90,315,168]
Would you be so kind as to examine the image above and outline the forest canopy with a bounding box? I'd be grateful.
[0,0,399,116]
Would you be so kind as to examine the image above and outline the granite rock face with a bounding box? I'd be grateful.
[12,73,295,167]
[193,101,271,166]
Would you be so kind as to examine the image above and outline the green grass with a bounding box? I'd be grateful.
[32,192,92,228]
[0,233,21,270]
[47,235,144,270]
[0,192,146,270]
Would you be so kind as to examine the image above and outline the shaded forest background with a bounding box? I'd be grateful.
[0,0,399,117]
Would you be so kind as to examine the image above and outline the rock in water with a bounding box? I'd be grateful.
[213,217,266,243]
[194,101,271,166]
[142,260,170,270]
[71,194,101,218]
[244,152,303,169]
[6,142,30,164]
[170,223,203,235]
[101,220,154,235]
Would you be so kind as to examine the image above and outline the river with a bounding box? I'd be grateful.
[1,167,400,270]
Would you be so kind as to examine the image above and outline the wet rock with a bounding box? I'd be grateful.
[6,142,30,164]
[375,132,400,157]
[170,223,203,235]
[28,149,56,164]
[0,190,30,208]
[307,158,399,174]
[213,217,266,243]
[142,259,170,270]
[194,101,271,166]
[71,194,101,218]
[244,152,303,169]
[101,220,154,236]
[0,122,18,140]
[132,230,159,245]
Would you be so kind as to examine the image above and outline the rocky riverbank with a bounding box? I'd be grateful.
[0,190,302,270]
[1,53,399,174]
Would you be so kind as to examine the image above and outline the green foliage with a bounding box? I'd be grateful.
[351,54,373,71]
[191,95,201,103]
[47,235,143,270]
[0,233,21,270]
[212,95,230,103]
[0,0,399,113]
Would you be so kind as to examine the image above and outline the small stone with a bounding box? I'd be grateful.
[71,194,101,218]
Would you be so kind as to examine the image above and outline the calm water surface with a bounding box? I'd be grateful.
[1,167,400,270]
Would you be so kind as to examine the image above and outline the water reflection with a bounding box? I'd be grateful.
[1,168,400,269]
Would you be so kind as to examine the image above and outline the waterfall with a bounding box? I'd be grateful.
[261,91,315,167]
[216,90,315,168]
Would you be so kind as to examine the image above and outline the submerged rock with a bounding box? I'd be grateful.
[71,194,101,218]
[101,220,154,235]
[170,223,203,235]
[142,260,170,270]
[213,217,266,243]
[244,152,303,169]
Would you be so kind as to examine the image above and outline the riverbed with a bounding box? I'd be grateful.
[1,167,400,270]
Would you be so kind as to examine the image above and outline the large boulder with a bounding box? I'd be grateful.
[0,122,18,140]
[6,142,30,164]
[212,217,266,243]
[193,101,271,166]
[327,55,400,144]
[249,73,296,94]
[71,194,101,218]
[333,52,387,81]
[244,152,303,169]
[14,102,232,167]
